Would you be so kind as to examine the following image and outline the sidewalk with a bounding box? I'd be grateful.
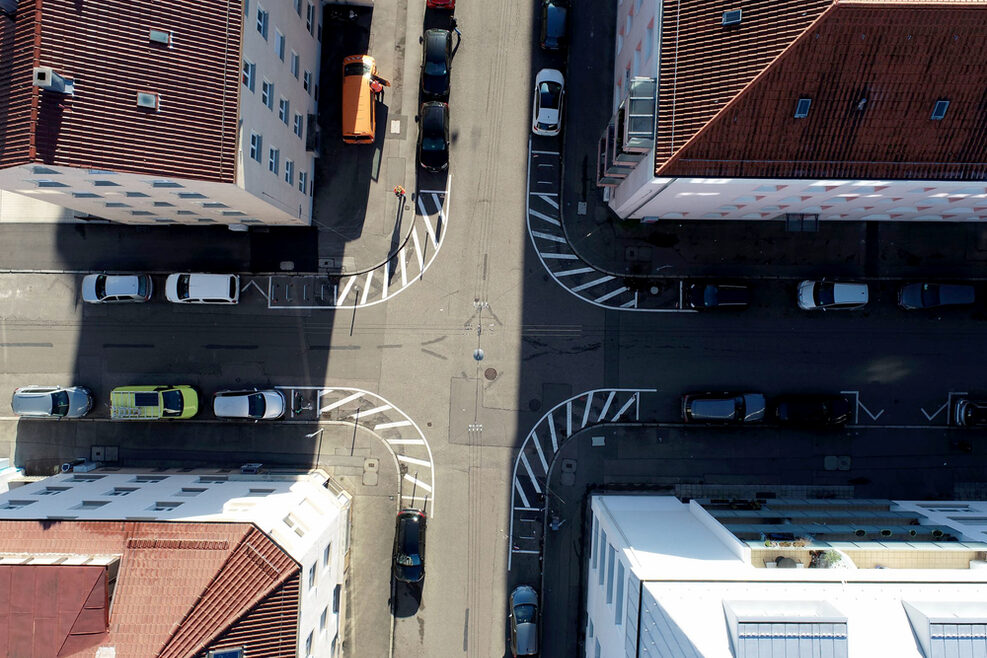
[560,4,987,282]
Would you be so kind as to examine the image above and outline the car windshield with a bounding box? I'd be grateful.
[51,391,70,417]
[229,278,237,300]
[514,603,536,624]
[703,286,719,306]
[422,137,446,151]
[137,276,149,297]
[248,393,266,418]
[814,282,835,306]
[161,390,184,417]
[94,276,107,299]
[547,6,566,34]
[539,82,561,109]
[344,62,371,76]
[395,552,421,566]
[176,275,190,300]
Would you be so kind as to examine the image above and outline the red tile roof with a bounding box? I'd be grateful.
[0,521,300,658]
[655,0,987,180]
[0,0,242,182]
[0,565,108,658]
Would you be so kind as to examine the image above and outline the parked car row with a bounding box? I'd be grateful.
[416,21,452,171]
[681,391,987,428]
[10,385,285,420]
[685,280,977,311]
[531,0,569,138]
[82,273,240,305]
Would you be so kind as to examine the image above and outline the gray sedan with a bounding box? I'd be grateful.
[510,585,539,656]
[81,274,152,303]
[11,385,93,418]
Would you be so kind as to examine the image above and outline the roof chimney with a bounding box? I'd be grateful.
[33,66,74,94]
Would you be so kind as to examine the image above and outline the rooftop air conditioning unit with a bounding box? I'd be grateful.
[33,66,73,94]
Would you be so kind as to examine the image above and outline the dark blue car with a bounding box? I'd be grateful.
[540,0,568,50]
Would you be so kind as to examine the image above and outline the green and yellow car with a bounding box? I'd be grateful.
[110,385,198,420]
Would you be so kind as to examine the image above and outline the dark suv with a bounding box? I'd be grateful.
[393,508,427,582]
[772,394,852,427]
[421,28,451,98]
[540,0,568,50]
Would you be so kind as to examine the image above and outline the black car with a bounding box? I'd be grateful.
[393,508,427,583]
[954,399,987,427]
[540,0,568,50]
[421,28,451,98]
[772,394,852,427]
[681,392,766,424]
[898,283,975,310]
[417,102,449,172]
[685,283,749,309]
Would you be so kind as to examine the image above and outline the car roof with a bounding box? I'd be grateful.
[832,282,868,304]
[535,68,564,85]
[11,390,54,415]
[422,103,447,130]
[690,398,737,419]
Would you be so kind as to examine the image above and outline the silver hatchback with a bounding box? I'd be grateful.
[11,385,93,418]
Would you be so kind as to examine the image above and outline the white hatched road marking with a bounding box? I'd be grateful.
[508,388,656,570]
[268,179,451,310]
[280,386,436,516]
[525,139,695,313]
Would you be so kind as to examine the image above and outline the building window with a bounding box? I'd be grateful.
[150,501,181,512]
[293,113,304,138]
[320,606,328,633]
[308,564,316,589]
[72,192,101,199]
[125,191,148,197]
[256,6,269,39]
[75,500,108,510]
[294,0,302,16]
[178,192,207,199]
[290,51,299,78]
[614,561,625,623]
[591,517,598,569]
[275,29,285,60]
[284,160,295,185]
[279,98,290,124]
[794,97,812,118]
[305,631,313,657]
[931,99,950,120]
[242,59,256,92]
[284,513,306,537]
[151,180,183,188]
[34,180,67,188]
[262,80,274,109]
[131,475,167,484]
[1,500,35,509]
[298,171,308,194]
[177,487,206,497]
[72,474,105,482]
[206,650,244,658]
[153,201,174,207]
[202,202,228,209]
[106,487,137,496]
[605,544,616,604]
[598,530,607,585]
[303,70,312,93]
[37,486,69,496]
[93,180,120,187]
[323,542,331,567]
[306,2,315,34]
[268,147,280,174]
[645,20,654,61]
[105,202,130,208]
[250,133,263,162]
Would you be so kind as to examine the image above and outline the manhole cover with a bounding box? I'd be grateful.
[473,349,484,361]
[484,368,497,381]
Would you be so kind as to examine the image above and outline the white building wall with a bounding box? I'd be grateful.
[614,176,987,222]
[240,0,320,225]
[585,496,638,658]
[0,164,305,225]
[613,0,660,113]
[0,468,351,658]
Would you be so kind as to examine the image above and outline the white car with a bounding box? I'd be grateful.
[531,68,564,136]
[11,385,93,418]
[81,273,153,303]
[798,280,869,311]
[213,389,286,420]
[165,273,240,304]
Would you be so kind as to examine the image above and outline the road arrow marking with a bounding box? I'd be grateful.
[242,279,269,301]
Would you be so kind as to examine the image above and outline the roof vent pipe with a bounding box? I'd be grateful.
[33,66,74,94]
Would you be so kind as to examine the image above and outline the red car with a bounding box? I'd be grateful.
[426,0,455,8]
